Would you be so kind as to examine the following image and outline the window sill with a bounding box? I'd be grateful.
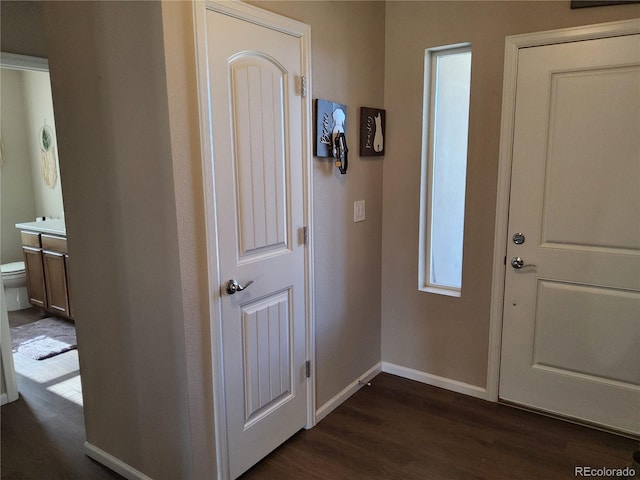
[419,285,461,298]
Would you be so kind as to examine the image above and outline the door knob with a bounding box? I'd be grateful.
[226,279,254,294]
[510,257,536,269]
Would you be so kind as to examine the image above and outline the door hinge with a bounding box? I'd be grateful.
[305,360,311,378]
[303,226,309,245]
[299,75,307,97]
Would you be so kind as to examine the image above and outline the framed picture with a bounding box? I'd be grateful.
[571,0,639,7]
[315,99,347,158]
[360,107,385,156]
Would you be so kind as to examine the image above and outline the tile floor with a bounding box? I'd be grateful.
[8,308,83,406]
[12,349,83,406]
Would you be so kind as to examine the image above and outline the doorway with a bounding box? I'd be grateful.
[0,51,83,420]
[195,2,315,478]
[490,19,640,436]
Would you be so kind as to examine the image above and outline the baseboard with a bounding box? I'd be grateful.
[84,442,153,480]
[381,361,489,400]
[315,362,381,423]
[0,393,7,406]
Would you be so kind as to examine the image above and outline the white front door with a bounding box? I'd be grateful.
[204,6,311,478]
[499,33,640,435]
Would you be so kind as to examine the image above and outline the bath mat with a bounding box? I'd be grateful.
[10,317,77,360]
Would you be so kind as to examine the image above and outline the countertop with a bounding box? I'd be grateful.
[16,219,67,236]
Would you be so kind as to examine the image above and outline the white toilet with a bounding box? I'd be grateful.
[1,261,30,311]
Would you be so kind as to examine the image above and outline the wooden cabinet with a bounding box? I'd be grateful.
[21,231,73,319]
[42,233,71,317]
[23,247,47,308]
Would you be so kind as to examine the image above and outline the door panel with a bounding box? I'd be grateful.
[241,290,293,426]
[541,66,640,251]
[206,8,308,478]
[23,247,46,308]
[231,55,289,258]
[500,34,640,435]
[43,251,71,317]
[533,281,639,385]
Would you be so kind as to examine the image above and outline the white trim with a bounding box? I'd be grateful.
[84,442,153,480]
[193,2,314,478]
[1,280,19,405]
[204,0,310,37]
[299,18,317,432]
[487,18,640,403]
[193,4,228,479]
[0,52,49,71]
[315,363,382,424]
[418,43,471,297]
[382,362,488,400]
[0,393,8,406]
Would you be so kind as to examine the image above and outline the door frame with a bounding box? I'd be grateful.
[193,1,315,478]
[487,18,640,402]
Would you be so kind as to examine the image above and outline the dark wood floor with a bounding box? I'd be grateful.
[242,373,639,480]
[1,308,122,480]
[3,320,637,480]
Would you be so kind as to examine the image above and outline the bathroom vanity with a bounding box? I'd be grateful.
[16,220,73,319]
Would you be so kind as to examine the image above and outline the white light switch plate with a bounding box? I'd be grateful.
[354,200,366,222]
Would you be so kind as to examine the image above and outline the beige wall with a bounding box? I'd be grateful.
[22,70,65,220]
[160,2,216,478]
[250,0,386,408]
[382,1,640,388]
[43,2,191,478]
[1,69,36,264]
[0,1,47,58]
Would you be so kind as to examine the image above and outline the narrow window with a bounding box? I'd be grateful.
[419,45,471,297]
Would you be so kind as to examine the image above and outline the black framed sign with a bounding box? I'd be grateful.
[571,0,639,7]
[360,107,385,157]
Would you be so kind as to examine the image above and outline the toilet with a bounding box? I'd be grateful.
[1,261,30,311]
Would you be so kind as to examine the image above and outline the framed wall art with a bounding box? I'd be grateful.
[571,0,639,7]
[360,107,385,156]
[315,99,347,158]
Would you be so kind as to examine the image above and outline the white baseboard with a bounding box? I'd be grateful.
[315,362,381,423]
[1,390,19,405]
[381,361,489,401]
[84,442,153,480]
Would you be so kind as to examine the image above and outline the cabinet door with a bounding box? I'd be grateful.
[43,250,71,317]
[23,247,47,308]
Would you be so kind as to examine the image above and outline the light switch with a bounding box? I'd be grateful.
[354,200,366,222]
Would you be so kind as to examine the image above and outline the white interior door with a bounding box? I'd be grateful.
[500,33,640,435]
[205,7,310,478]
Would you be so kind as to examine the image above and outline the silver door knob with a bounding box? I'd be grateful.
[510,257,536,269]
[226,279,254,294]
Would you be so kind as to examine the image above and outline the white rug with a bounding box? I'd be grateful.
[10,317,77,360]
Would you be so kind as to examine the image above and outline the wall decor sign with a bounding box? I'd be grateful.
[39,122,58,188]
[571,0,639,7]
[360,107,385,156]
[315,99,347,158]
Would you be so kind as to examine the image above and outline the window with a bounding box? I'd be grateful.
[418,45,472,297]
